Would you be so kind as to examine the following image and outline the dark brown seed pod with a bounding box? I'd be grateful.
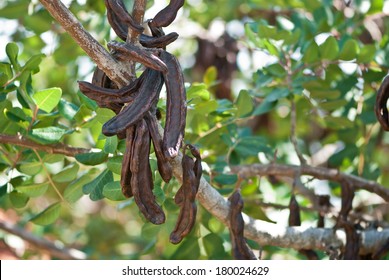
[130,119,165,225]
[120,126,135,198]
[288,194,301,227]
[288,194,319,260]
[105,0,144,35]
[78,71,145,104]
[140,33,179,49]
[160,51,187,158]
[108,41,168,73]
[170,155,198,244]
[187,144,202,187]
[102,69,164,136]
[375,75,389,131]
[228,190,257,260]
[149,0,185,28]
[145,111,173,183]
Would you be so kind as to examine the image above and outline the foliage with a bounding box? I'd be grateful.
[1,0,389,259]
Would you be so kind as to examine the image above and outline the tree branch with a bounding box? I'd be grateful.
[0,219,86,260]
[39,0,131,87]
[231,163,389,202]
[0,134,91,157]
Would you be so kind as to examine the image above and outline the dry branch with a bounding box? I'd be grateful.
[0,219,86,260]
[0,133,91,157]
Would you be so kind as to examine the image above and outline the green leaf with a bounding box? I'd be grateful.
[18,161,42,176]
[29,127,66,144]
[64,169,99,203]
[6,42,19,68]
[252,100,277,116]
[309,89,341,99]
[319,36,339,60]
[324,116,354,129]
[58,99,79,120]
[75,152,108,165]
[302,41,320,63]
[319,99,348,111]
[234,136,269,157]
[9,191,29,208]
[141,223,161,241]
[203,66,218,86]
[52,163,79,183]
[95,108,116,124]
[186,83,210,101]
[203,233,226,259]
[104,136,118,154]
[16,183,49,198]
[22,54,45,72]
[30,202,61,226]
[236,90,254,117]
[83,170,113,201]
[358,45,376,63]
[107,156,123,174]
[103,181,126,201]
[4,107,29,123]
[339,39,359,61]
[0,2,28,19]
[32,87,62,113]
[170,237,200,259]
[0,184,7,198]
[213,174,237,185]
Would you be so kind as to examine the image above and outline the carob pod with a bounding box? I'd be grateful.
[145,111,173,183]
[106,4,179,49]
[149,0,185,28]
[105,0,144,35]
[130,119,165,225]
[228,190,257,260]
[120,126,135,198]
[102,69,164,136]
[160,51,187,158]
[375,75,389,131]
[170,154,198,244]
[288,194,319,260]
[78,70,146,104]
[108,41,168,73]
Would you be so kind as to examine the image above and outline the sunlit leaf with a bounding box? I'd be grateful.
[32,87,62,113]
[103,181,126,201]
[75,152,108,165]
[83,170,113,201]
[30,202,61,226]
[52,163,79,183]
[16,183,48,198]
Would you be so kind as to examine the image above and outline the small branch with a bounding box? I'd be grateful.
[0,219,86,260]
[0,134,91,157]
[231,163,389,202]
[130,0,147,42]
[39,0,131,87]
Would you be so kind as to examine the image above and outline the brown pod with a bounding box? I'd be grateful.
[120,126,135,198]
[78,71,145,104]
[149,0,185,28]
[170,155,198,244]
[108,41,168,73]
[105,0,144,35]
[160,51,187,158]
[130,119,165,225]
[288,194,301,226]
[140,33,179,49]
[102,69,164,136]
[228,190,257,260]
[145,112,173,183]
[288,194,319,260]
[188,144,202,187]
[375,75,389,131]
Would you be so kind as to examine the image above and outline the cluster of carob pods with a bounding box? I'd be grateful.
[78,0,256,256]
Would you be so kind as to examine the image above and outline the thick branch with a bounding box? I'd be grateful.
[39,0,131,87]
[0,220,86,260]
[231,163,389,202]
[0,134,91,157]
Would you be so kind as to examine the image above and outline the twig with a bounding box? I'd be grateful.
[231,163,389,202]
[0,134,91,157]
[0,219,86,260]
[39,0,131,87]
